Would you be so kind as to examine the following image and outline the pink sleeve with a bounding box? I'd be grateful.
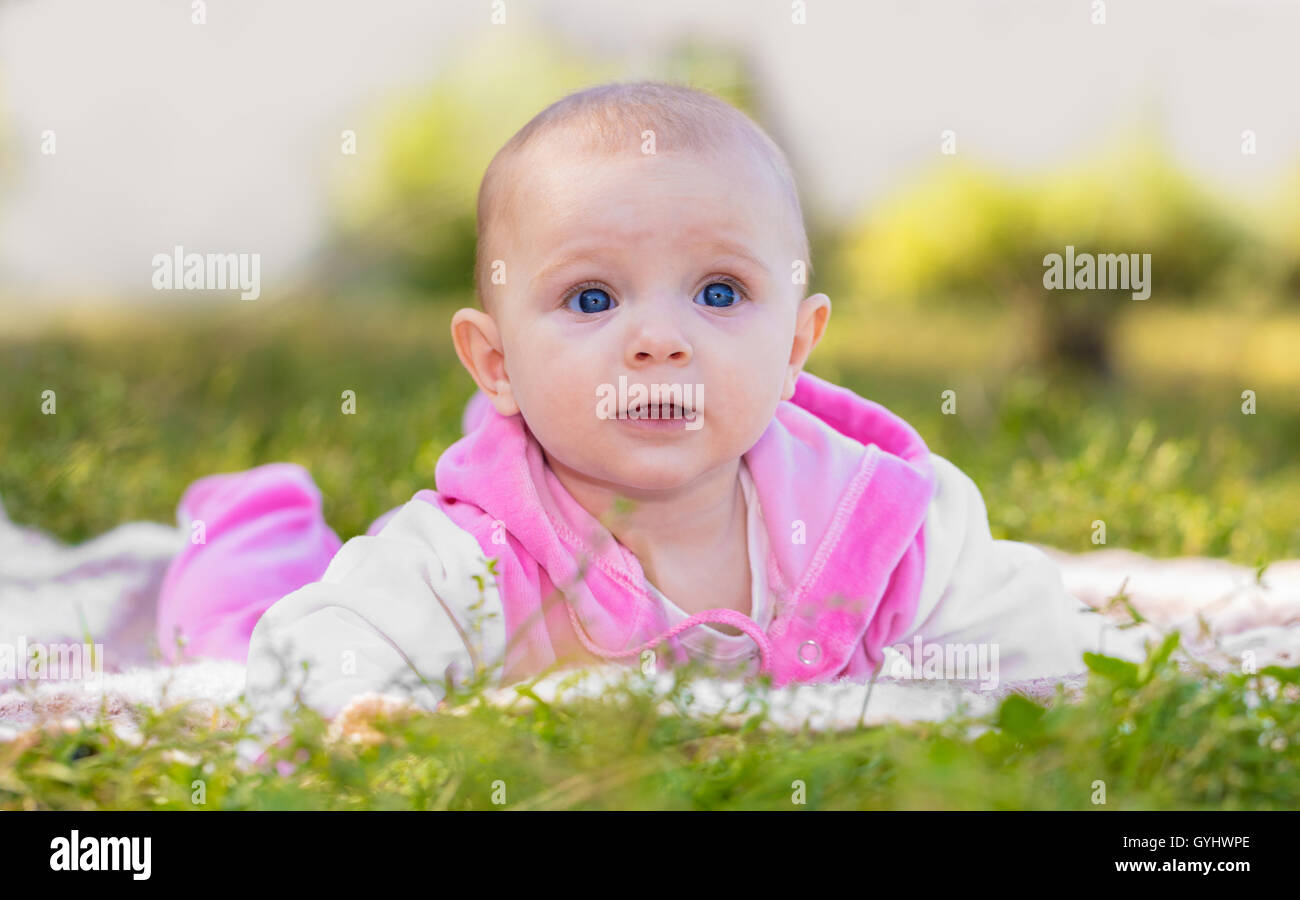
[155,463,342,664]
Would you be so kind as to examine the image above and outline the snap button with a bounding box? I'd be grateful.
[797,639,821,664]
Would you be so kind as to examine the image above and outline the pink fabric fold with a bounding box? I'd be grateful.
[155,463,342,664]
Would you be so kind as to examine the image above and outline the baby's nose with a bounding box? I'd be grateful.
[628,329,692,365]
[634,347,689,363]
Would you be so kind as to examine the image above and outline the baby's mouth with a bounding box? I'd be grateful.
[623,400,692,419]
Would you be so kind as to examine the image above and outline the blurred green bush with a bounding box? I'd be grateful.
[833,137,1265,373]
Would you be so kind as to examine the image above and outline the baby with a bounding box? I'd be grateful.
[158,82,1135,733]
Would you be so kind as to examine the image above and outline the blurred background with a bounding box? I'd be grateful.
[1,0,1297,566]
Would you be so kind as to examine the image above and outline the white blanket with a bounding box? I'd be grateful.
[2,496,1296,740]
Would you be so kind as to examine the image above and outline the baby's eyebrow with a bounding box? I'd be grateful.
[699,239,771,276]
[531,238,770,287]
[531,248,604,287]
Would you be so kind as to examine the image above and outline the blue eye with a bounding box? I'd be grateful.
[695,281,738,308]
[566,287,614,313]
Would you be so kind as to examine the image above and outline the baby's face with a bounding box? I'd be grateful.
[466,139,827,494]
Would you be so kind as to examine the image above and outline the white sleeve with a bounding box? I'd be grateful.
[885,453,1146,686]
[243,498,506,735]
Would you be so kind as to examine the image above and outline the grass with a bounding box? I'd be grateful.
[1,292,1297,809]
[2,629,1297,810]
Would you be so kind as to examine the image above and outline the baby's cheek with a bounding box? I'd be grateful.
[700,380,773,446]
[531,380,608,445]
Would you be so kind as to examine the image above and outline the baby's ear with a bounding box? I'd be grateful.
[784,293,831,399]
[450,308,520,417]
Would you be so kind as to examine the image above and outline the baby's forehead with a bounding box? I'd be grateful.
[517,157,782,260]
[503,136,787,236]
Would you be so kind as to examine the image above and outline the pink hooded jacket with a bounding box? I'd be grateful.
[160,371,936,690]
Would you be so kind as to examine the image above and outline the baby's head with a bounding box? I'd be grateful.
[452,81,830,494]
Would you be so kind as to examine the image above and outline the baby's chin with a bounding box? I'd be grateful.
[547,440,738,494]
[594,462,717,494]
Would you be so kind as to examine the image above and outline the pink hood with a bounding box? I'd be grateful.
[417,372,936,688]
